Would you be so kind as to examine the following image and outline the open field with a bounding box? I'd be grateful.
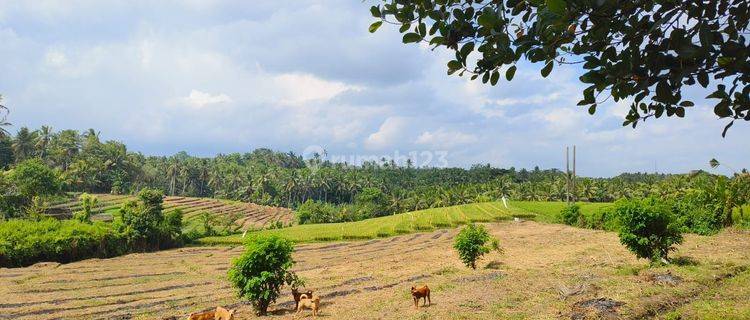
[46,194,294,230]
[2,221,749,319]
[198,201,537,245]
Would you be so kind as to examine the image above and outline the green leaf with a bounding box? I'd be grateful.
[714,100,732,117]
[506,66,517,81]
[675,107,685,117]
[490,71,500,85]
[697,71,709,88]
[459,42,475,59]
[447,60,463,70]
[402,33,423,43]
[540,61,553,78]
[679,101,694,107]
[588,104,597,115]
[477,12,496,28]
[368,21,382,33]
[545,0,566,16]
[370,6,381,18]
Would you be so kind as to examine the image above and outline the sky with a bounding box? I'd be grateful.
[0,0,747,177]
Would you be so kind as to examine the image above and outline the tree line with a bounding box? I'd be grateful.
[1,125,748,222]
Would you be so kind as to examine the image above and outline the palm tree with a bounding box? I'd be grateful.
[35,126,53,160]
[12,127,38,162]
[0,96,11,139]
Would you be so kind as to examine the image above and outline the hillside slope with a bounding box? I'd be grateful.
[47,194,294,230]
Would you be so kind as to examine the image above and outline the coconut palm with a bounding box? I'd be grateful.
[12,127,38,162]
[35,126,53,160]
[0,96,11,139]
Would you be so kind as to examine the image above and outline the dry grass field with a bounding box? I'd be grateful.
[47,194,294,230]
[2,221,749,320]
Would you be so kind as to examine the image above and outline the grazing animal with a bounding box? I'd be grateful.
[296,293,321,317]
[292,288,314,310]
[411,285,431,309]
[186,306,236,320]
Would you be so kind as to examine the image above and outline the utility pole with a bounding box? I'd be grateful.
[571,145,578,202]
[566,147,570,204]
[565,145,577,204]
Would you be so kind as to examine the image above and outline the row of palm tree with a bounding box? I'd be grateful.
[2,125,747,219]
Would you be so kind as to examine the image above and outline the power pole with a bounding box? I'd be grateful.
[571,145,578,202]
[566,147,570,204]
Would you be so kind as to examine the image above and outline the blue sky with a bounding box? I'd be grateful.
[0,1,747,177]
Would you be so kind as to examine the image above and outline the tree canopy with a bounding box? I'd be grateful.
[368,0,750,136]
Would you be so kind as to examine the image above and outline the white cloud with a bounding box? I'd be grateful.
[274,73,359,106]
[182,90,232,109]
[416,128,478,149]
[364,117,409,150]
[44,50,67,68]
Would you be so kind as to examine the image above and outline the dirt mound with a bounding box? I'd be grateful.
[571,298,624,319]
[645,272,683,286]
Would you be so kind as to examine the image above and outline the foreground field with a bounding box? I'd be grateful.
[47,194,294,230]
[2,221,749,319]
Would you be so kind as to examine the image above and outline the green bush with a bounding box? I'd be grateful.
[7,159,61,199]
[228,235,302,315]
[560,204,581,226]
[0,218,126,267]
[73,193,98,223]
[354,187,389,217]
[453,224,501,269]
[115,188,182,250]
[579,206,621,231]
[296,199,338,224]
[616,198,684,264]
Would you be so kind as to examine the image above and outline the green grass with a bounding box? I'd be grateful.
[196,201,602,245]
[198,202,524,245]
[511,201,613,224]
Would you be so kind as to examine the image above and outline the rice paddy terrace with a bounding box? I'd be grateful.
[46,194,294,230]
[2,221,749,319]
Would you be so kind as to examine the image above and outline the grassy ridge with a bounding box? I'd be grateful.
[511,201,613,224]
[197,201,600,245]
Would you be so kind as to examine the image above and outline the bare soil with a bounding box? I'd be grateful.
[1,221,748,320]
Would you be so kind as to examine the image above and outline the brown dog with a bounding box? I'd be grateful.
[292,288,314,310]
[296,293,320,317]
[186,306,235,320]
[411,285,431,309]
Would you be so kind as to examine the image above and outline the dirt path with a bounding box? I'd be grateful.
[1,221,749,319]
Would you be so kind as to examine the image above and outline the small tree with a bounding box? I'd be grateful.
[115,188,166,250]
[560,203,581,226]
[73,193,98,223]
[453,224,501,269]
[8,158,61,200]
[616,198,683,264]
[228,235,302,316]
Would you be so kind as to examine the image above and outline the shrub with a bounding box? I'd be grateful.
[73,193,98,223]
[616,198,684,264]
[296,199,338,224]
[7,159,61,199]
[228,235,302,315]
[0,218,126,267]
[560,204,581,226]
[453,224,501,269]
[354,187,389,217]
[115,188,181,250]
[579,206,620,231]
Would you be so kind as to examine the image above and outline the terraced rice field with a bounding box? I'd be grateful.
[198,201,531,245]
[2,221,749,319]
[47,194,294,230]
